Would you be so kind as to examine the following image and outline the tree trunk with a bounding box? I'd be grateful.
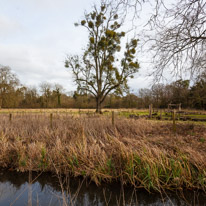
[96,97,102,114]
[57,94,61,107]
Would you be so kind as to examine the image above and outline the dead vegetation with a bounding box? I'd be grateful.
[0,113,205,192]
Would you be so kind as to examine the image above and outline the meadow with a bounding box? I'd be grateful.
[1,107,206,119]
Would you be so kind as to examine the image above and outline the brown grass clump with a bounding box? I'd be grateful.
[0,113,205,192]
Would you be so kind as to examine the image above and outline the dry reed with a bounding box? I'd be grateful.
[0,113,205,192]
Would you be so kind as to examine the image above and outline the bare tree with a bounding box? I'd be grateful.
[53,84,64,107]
[150,0,206,79]
[118,0,206,79]
[39,82,52,107]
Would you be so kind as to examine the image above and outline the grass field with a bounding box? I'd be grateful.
[0,107,204,114]
[1,108,206,124]
[0,110,206,192]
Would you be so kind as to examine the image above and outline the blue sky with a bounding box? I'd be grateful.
[0,0,154,93]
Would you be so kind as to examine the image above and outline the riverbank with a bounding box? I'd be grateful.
[0,114,205,192]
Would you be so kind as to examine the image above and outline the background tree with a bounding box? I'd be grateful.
[39,82,52,108]
[189,73,206,109]
[170,79,190,107]
[72,91,93,109]
[151,84,165,108]
[0,65,20,108]
[122,93,139,108]
[53,84,64,107]
[138,88,152,108]
[20,87,40,108]
[65,1,139,113]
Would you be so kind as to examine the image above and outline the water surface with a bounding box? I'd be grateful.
[0,169,205,206]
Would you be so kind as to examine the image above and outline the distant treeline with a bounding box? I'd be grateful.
[0,65,206,109]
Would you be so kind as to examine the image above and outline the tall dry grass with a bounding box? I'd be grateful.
[0,113,205,192]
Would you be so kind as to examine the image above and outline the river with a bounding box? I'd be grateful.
[0,169,205,206]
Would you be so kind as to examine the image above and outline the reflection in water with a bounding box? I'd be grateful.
[0,182,17,201]
[0,169,205,206]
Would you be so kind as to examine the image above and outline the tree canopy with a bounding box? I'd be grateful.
[65,1,139,113]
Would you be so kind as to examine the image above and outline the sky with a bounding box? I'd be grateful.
[0,0,154,94]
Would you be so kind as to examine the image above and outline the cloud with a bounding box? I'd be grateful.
[0,15,22,37]
[0,43,76,90]
[0,0,152,93]
[129,74,152,93]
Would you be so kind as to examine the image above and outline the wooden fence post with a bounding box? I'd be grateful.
[149,104,153,119]
[160,109,162,120]
[172,109,176,133]
[50,113,53,129]
[178,104,181,120]
[9,113,12,122]
[112,111,114,126]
